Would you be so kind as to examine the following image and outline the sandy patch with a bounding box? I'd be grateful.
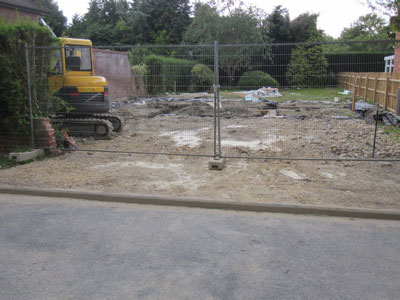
[280,170,307,181]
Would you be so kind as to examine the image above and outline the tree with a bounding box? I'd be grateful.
[286,30,328,87]
[289,13,321,43]
[263,7,320,43]
[366,0,399,16]
[340,13,390,40]
[65,0,133,45]
[365,0,400,31]
[32,0,67,36]
[131,0,191,44]
[66,0,191,45]
[264,6,290,43]
[183,3,264,85]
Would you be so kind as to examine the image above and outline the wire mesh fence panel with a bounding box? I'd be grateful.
[20,40,400,161]
[29,44,216,157]
[217,40,399,160]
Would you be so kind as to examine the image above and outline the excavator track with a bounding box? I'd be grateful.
[51,117,113,139]
[93,114,124,132]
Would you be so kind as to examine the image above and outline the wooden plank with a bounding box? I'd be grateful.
[364,77,369,99]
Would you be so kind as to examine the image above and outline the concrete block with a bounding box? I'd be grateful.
[208,158,226,171]
[8,149,44,162]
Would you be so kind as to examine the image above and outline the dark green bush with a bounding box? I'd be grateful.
[0,19,58,135]
[144,55,196,94]
[238,71,279,89]
[190,64,214,92]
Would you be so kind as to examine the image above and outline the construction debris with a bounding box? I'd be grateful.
[338,90,352,95]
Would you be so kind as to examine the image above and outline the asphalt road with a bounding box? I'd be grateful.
[1,193,400,300]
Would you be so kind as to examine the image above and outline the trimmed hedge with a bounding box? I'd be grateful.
[144,55,196,94]
[0,19,58,135]
[238,71,279,89]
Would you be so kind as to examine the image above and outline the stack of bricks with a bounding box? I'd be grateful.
[34,118,56,149]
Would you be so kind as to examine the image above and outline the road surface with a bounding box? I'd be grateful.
[1,193,399,300]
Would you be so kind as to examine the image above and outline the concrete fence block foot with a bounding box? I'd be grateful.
[208,158,226,170]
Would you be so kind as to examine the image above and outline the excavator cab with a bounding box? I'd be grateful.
[49,38,110,114]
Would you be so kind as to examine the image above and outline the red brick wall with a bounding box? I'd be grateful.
[93,49,134,101]
[0,7,39,23]
[393,32,400,74]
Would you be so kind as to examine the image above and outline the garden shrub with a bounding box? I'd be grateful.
[131,65,147,94]
[238,71,279,89]
[190,64,214,92]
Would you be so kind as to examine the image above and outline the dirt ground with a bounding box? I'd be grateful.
[1,93,400,210]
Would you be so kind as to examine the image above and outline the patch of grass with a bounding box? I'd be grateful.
[220,90,243,100]
[0,157,18,169]
[0,151,47,170]
[10,145,33,153]
[383,126,400,142]
[279,88,353,102]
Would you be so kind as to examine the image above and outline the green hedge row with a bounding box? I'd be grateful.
[144,55,196,94]
[0,19,58,135]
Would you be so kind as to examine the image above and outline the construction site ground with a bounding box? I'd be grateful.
[1,92,400,210]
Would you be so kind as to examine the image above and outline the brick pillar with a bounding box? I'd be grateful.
[33,118,57,149]
[393,32,400,74]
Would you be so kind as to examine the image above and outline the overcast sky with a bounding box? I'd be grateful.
[56,0,378,38]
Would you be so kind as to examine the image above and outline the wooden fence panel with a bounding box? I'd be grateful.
[337,72,400,114]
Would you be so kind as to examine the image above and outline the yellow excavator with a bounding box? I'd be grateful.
[48,37,123,139]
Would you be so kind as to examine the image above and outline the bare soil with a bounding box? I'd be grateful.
[1,94,400,210]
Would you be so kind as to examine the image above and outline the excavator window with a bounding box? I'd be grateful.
[50,49,62,75]
[65,45,92,71]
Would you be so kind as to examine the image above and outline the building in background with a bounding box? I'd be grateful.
[0,0,48,24]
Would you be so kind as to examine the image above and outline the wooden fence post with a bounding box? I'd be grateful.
[352,76,359,112]
[364,77,369,99]
[384,77,390,110]
[373,77,378,104]
[396,88,400,116]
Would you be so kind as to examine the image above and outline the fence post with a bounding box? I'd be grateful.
[396,88,400,116]
[25,43,35,149]
[352,76,359,112]
[373,77,378,104]
[213,41,221,159]
[364,77,369,99]
[372,105,379,158]
[384,77,390,110]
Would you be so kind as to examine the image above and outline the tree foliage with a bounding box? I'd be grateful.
[32,0,67,36]
[366,0,399,16]
[183,3,264,85]
[264,6,321,43]
[286,31,328,87]
[65,0,191,45]
[341,13,390,40]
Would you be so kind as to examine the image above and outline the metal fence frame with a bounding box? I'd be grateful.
[22,40,400,162]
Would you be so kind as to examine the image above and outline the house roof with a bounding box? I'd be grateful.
[0,0,49,15]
